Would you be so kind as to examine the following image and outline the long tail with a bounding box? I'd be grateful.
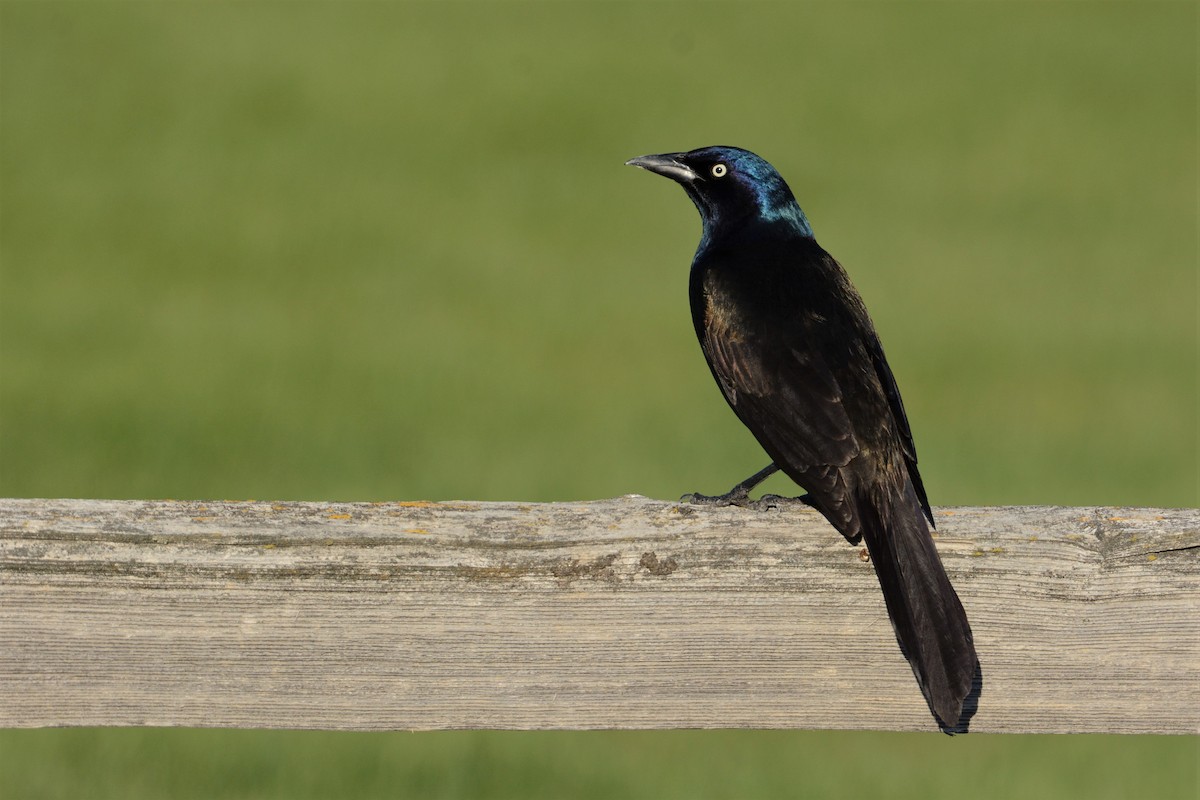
[855,477,977,728]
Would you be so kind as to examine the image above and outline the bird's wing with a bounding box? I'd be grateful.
[702,321,858,466]
[699,295,865,536]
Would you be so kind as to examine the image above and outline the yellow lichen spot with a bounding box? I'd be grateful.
[397,501,434,508]
[991,547,1005,555]
[262,543,276,550]
[406,528,429,535]
[192,516,215,523]
[1027,535,1038,542]
[1108,516,1127,522]
[328,513,352,520]
[271,504,286,511]
[940,510,955,516]
[1147,554,1158,561]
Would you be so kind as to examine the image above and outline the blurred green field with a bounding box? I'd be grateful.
[1,2,1196,799]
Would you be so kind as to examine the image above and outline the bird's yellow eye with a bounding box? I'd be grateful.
[711,163,728,178]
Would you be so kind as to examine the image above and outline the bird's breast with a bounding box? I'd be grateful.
[703,287,747,344]
[695,255,792,344]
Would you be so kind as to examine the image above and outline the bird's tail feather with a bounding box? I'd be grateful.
[855,478,977,728]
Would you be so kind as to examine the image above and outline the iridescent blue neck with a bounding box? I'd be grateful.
[748,175,814,237]
[761,198,814,237]
[691,186,815,245]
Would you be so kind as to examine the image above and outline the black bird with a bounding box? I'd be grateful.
[627,145,977,728]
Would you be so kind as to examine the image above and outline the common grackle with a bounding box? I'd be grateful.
[628,146,977,729]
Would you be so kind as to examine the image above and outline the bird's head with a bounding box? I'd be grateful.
[626,146,813,239]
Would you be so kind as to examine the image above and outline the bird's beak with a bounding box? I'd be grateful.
[625,153,698,183]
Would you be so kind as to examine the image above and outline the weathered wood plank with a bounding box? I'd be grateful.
[1,498,1196,733]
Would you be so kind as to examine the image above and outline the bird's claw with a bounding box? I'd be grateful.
[680,491,815,512]
[680,490,752,508]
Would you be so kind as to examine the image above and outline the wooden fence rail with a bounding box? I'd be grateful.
[1,498,1196,734]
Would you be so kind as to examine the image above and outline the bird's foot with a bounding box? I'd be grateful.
[680,491,816,512]
[680,488,754,508]
[680,463,782,508]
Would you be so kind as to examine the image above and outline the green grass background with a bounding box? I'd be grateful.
[1,1,1196,798]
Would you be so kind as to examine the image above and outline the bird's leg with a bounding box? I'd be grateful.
[682,463,820,512]
[681,463,781,507]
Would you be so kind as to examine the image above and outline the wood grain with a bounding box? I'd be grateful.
[1,497,1196,733]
